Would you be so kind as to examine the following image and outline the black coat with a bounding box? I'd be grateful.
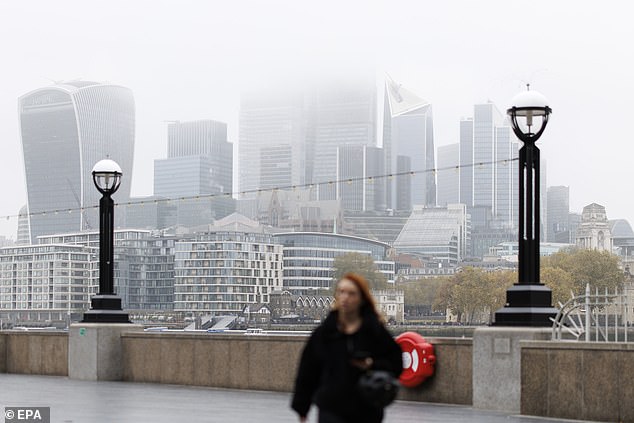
[291,309,402,422]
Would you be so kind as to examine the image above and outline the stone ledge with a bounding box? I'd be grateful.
[521,340,634,351]
[0,330,68,337]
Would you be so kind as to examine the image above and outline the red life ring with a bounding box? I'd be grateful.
[395,331,436,388]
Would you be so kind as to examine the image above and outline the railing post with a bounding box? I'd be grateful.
[585,283,590,342]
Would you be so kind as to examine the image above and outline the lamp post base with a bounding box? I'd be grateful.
[82,295,131,324]
[493,284,558,327]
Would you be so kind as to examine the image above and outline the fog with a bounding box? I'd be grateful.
[1,0,632,238]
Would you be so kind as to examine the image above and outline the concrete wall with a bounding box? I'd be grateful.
[0,331,68,376]
[120,332,471,405]
[398,337,472,405]
[0,333,6,373]
[522,341,634,422]
[121,332,306,391]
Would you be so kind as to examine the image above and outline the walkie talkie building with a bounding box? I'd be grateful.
[19,81,135,243]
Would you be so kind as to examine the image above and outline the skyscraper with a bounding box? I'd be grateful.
[458,103,520,257]
[19,81,135,243]
[336,145,385,212]
[459,103,517,227]
[546,186,570,243]
[383,76,436,210]
[307,79,377,201]
[238,77,377,211]
[154,120,234,227]
[436,143,460,207]
[238,90,306,195]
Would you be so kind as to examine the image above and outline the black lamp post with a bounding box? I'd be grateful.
[82,159,130,323]
[494,86,558,326]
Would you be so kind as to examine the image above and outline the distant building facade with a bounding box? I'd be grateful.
[38,230,176,311]
[546,186,570,243]
[373,289,405,324]
[173,231,283,316]
[436,143,460,207]
[124,196,177,231]
[19,81,135,243]
[154,120,234,228]
[393,204,470,265]
[459,103,518,224]
[239,90,307,197]
[337,145,386,212]
[458,103,526,257]
[341,211,409,244]
[254,188,342,233]
[610,219,634,271]
[238,77,377,211]
[268,290,334,322]
[273,232,395,296]
[0,244,97,324]
[307,78,378,202]
[383,76,436,210]
[576,203,613,252]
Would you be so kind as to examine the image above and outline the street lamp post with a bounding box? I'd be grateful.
[494,85,558,326]
[82,159,130,323]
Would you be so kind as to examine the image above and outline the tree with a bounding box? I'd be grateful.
[542,249,624,293]
[401,277,451,316]
[434,267,514,324]
[540,267,576,307]
[332,252,388,290]
[486,270,516,322]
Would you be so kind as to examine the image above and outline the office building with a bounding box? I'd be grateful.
[307,79,378,201]
[546,186,570,243]
[124,196,177,230]
[154,120,234,228]
[383,76,436,210]
[238,90,306,196]
[459,103,518,226]
[273,232,395,296]
[436,143,460,207]
[238,77,377,208]
[341,211,410,244]
[393,204,470,265]
[19,81,135,243]
[337,145,385,212]
[458,103,525,257]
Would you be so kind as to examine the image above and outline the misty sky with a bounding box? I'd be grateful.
[0,0,632,239]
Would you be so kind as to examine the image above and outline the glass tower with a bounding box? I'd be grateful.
[19,81,135,243]
[383,76,436,210]
[154,119,234,227]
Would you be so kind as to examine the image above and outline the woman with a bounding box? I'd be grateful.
[291,273,402,423]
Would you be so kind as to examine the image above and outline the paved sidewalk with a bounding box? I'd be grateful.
[0,374,589,423]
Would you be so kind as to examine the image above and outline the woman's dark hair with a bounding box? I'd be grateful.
[334,272,382,320]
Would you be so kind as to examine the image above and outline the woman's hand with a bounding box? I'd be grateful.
[350,356,373,370]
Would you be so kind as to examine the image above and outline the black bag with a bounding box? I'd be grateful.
[357,370,400,408]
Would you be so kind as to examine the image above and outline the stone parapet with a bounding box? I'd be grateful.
[398,337,473,404]
[0,331,68,375]
[69,323,143,381]
[121,332,306,391]
[521,341,634,422]
[121,332,472,405]
[472,327,551,413]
